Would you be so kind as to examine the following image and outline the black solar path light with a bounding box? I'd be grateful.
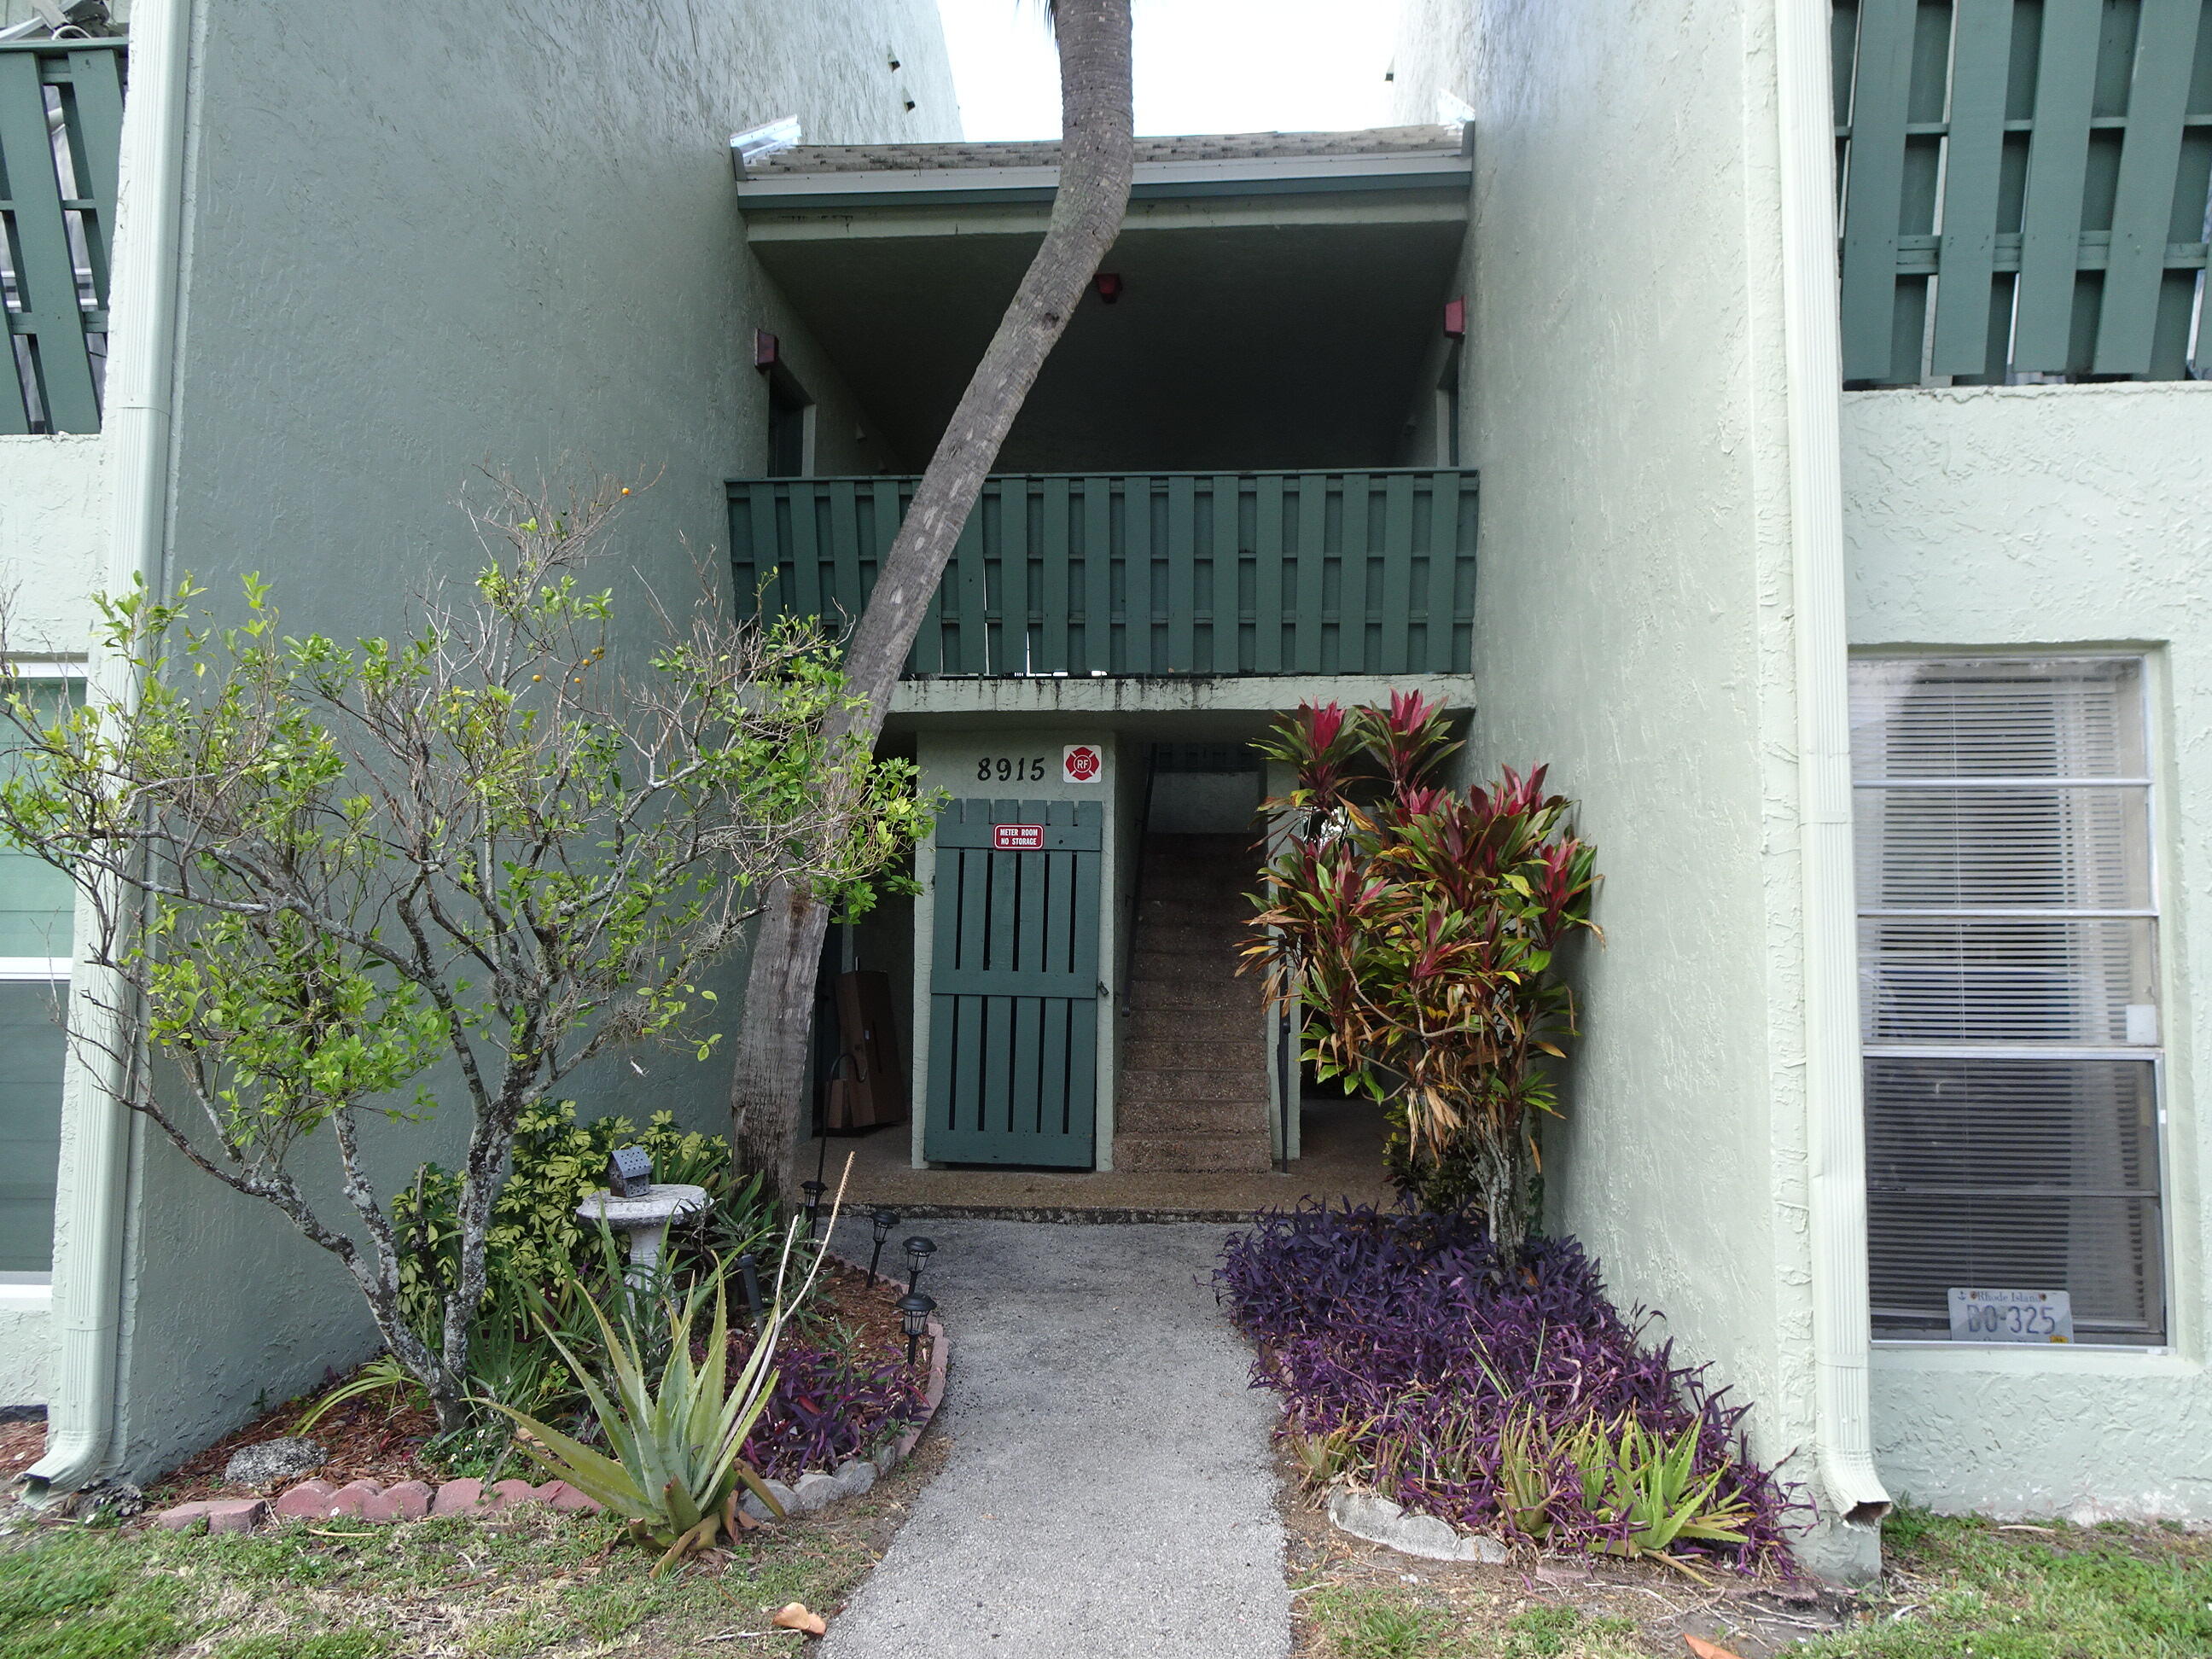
[736,1252,764,1329]
[800,1179,829,1240]
[904,1235,936,1294]
[898,1291,936,1367]
[868,1208,901,1281]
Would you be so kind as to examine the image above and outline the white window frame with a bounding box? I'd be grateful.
[1852,649,2171,1351]
[0,661,83,1289]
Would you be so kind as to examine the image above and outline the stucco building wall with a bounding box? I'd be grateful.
[89,0,956,1479]
[0,436,107,658]
[1393,0,1856,1569]
[1843,382,2212,1519]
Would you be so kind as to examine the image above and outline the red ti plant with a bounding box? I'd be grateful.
[1245,693,1598,1248]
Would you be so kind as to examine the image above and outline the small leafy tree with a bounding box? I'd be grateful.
[0,478,928,1430]
[1246,693,1598,1249]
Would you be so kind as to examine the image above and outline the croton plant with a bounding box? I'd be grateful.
[1245,693,1598,1245]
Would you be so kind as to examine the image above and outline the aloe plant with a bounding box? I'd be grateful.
[487,1218,834,1571]
[1493,1408,1558,1539]
[1559,1414,1755,1557]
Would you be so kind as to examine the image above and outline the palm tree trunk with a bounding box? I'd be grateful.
[730,0,1135,1190]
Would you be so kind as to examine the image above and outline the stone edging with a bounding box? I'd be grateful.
[1325,1483,1508,1564]
[154,1251,950,1537]
[875,1202,1256,1225]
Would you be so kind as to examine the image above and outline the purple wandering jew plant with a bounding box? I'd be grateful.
[1216,1203,1804,1571]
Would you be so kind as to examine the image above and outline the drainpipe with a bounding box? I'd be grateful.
[1773,0,1892,1530]
[21,0,191,1499]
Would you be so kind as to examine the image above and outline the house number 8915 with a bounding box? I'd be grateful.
[977,756,1047,782]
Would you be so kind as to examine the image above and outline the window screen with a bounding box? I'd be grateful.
[0,678,75,1276]
[1851,657,2165,1344]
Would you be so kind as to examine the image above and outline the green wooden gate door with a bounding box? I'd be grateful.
[924,798,1103,1167]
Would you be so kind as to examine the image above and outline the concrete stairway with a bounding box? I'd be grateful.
[1114,834,1274,1173]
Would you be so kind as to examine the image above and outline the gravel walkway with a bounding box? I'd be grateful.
[821,1218,1289,1659]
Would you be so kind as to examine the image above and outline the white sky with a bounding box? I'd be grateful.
[935,0,1407,142]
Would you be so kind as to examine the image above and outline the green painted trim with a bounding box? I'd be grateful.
[727,471,1481,680]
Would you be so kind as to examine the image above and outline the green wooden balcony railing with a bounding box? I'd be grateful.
[727,470,1479,678]
[0,38,125,433]
[1832,0,2212,385]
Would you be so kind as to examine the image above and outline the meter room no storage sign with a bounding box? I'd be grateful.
[1062,743,1103,783]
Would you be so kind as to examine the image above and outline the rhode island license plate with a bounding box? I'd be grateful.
[1947,1287,2074,1343]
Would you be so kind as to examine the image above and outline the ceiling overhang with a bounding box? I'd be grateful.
[734,135,1473,474]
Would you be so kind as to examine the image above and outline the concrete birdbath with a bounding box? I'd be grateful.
[576,1183,709,1288]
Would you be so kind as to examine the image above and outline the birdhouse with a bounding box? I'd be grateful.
[606,1145,654,1198]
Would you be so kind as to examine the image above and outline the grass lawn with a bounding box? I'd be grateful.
[1296,1509,2212,1658]
[0,1442,939,1659]
[1302,1586,1645,1658]
[1793,1509,2212,1658]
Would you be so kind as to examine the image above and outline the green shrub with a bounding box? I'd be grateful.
[391,1102,774,1342]
[296,1103,780,1463]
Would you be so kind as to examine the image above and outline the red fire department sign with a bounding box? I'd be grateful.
[992,823,1045,851]
[1062,743,1103,783]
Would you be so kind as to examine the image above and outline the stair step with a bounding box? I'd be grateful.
[1120,1036,1266,1072]
[1137,870,1256,899]
[1127,948,1261,985]
[1135,908,1253,938]
[1122,1007,1265,1044]
[1128,978,1264,1012]
[1118,1065,1269,1104]
[1130,920,1251,953]
[1111,1131,1273,1173]
[1114,1096,1269,1136]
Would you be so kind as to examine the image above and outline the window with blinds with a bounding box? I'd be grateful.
[1850,656,2166,1345]
[0,679,75,1279]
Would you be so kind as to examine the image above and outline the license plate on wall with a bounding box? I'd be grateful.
[1947,1288,2074,1343]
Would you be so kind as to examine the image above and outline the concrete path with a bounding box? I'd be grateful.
[821,1219,1289,1659]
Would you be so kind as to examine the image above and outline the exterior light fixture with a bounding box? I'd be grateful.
[904,1235,936,1293]
[897,1291,936,1367]
[800,1179,829,1240]
[1443,296,1466,339]
[1094,272,1123,305]
[736,1252,764,1328]
[868,1208,901,1281]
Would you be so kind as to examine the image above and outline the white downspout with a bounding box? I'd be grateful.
[21,0,191,1499]
[1773,0,1892,1528]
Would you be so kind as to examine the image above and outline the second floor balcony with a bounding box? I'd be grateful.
[728,469,1479,681]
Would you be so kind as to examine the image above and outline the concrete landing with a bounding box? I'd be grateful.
[809,1097,1396,1220]
[818,1218,1289,1659]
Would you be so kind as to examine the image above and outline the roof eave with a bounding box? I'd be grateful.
[735,150,1475,213]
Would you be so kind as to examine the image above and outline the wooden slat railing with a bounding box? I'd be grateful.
[1833,0,2211,385]
[0,38,125,433]
[728,471,1480,678]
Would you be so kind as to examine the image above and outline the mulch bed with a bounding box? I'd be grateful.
[148,1253,919,1509]
[0,1414,44,1482]
[148,1388,440,1507]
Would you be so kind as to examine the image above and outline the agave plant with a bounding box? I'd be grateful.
[487,1215,835,1571]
